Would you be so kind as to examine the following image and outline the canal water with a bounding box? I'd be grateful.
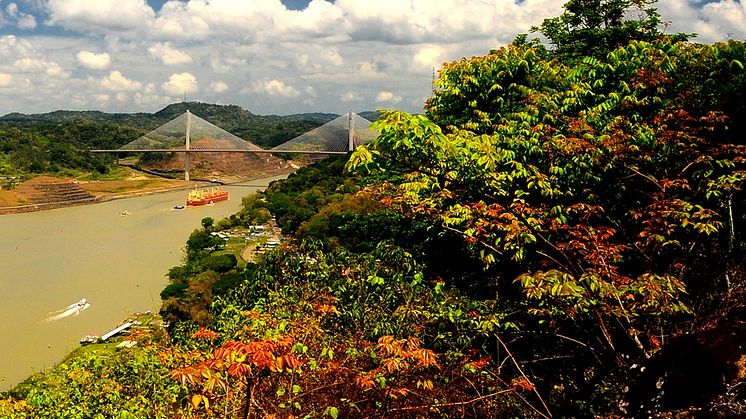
[0,176,284,391]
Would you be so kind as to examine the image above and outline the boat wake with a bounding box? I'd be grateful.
[46,298,91,322]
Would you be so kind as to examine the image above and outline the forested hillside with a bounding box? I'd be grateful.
[1,1,744,417]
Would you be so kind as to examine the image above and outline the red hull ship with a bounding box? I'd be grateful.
[186,187,229,206]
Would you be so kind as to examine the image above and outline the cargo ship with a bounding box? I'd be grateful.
[186,187,229,206]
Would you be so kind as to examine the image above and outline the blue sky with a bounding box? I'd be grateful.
[0,0,744,116]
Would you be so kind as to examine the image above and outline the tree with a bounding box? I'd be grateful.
[201,254,237,274]
[350,39,746,413]
[201,217,215,230]
[532,0,664,60]
[186,229,224,258]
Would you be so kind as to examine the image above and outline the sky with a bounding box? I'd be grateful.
[0,0,744,116]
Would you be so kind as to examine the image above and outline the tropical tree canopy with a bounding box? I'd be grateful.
[531,0,667,60]
[350,38,746,363]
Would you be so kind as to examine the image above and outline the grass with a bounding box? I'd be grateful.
[213,234,252,269]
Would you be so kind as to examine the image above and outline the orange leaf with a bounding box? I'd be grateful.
[191,394,202,409]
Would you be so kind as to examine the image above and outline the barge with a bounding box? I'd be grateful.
[186,187,229,206]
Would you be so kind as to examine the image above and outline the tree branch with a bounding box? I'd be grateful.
[495,333,553,418]
[383,389,515,414]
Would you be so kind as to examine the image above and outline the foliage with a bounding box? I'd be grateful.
[531,0,670,61]
[349,39,746,413]
[232,156,360,234]
[202,254,238,274]
[159,238,537,417]
[0,120,126,176]
[1,340,189,418]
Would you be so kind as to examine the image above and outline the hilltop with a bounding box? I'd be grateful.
[0,102,362,149]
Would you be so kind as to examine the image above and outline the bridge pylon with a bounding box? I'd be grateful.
[185,110,191,181]
[348,110,354,152]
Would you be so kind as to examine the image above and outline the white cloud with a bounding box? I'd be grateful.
[76,51,111,70]
[0,0,744,116]
[340,91,362,102]
[655,0,746,42]
[134,90,171,108]
[16,15,36,29]
[6,3,37,29]
[100,70,141,91]
[255,79,300,97]
[161,72,198,95]
[375,91,402,103]
[148,42,192,65]
[0,35,31,59]
[0,73,11,86]
[13,57,44,71]
[414,44,444,68]
[210,81,229,93]
[46,0,155,32]
[46,63,69,78]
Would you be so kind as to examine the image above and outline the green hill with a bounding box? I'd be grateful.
[0,102,344,148]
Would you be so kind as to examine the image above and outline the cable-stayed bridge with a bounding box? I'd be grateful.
[92,110,377,180]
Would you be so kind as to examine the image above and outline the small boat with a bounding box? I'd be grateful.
[80,335,99,345]
[173,204,185,210]
[186,187,229,206]
[46,298,91,322]
[120,210,131,216]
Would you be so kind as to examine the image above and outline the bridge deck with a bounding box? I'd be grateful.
[91,149,349,155]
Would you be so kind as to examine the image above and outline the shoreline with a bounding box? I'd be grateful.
[0,183,202,215]
[0,170,291,216]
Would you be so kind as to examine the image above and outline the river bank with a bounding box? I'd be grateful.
[0,167,294,215]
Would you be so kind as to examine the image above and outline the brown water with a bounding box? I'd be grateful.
[0,176,284,390]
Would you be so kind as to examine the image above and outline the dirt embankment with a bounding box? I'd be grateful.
[0,174,192,215]
[140,141,295,181]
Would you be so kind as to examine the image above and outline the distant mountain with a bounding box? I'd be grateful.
[357,111,381,122]
[276,112,341,124]
[1,102,346,149]
[0,103,384,149]
[0,110,158,128]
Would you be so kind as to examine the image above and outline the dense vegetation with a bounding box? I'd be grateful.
[0,120,129,180]
[2,2,745,417]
